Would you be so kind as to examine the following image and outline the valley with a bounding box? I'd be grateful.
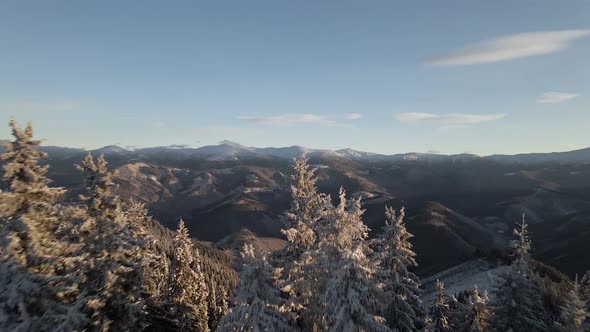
[4,141,589,277]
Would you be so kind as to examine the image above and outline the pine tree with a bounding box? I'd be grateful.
[75,153,147,331]
[0,119,87,330]
[124,200,170,297]
[0,119,67,264]
[165,219,209,332]
[493,215,550,332]
[427,280,453,332]
[76,153,120,219]
[454,287,491,332]
[218,244,295,332]
[217,285,230,324]
[319,189,389,332]
[208,282,229,330]
[376,206,424,331]
[276,156,330,327]
[512,213,533,276]
[494,272,550,332]
[580,271,590,312]
[559,276,587,332]
[207,280,218,330]
[281,156,328,251]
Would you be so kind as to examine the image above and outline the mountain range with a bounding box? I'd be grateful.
[2,140,590,277]
[3,139,589,164]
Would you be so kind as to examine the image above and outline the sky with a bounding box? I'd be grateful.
[0,1,589,156]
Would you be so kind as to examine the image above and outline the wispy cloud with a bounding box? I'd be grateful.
[537,91,579,103]
[238,114,323,125]
[428,30,590,66]
[396,112,505,124]
[344,113,363,120]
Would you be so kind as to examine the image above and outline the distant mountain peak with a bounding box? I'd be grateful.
[219,140,248,148]
[93,145,129,153]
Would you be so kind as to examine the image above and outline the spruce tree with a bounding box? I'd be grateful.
[580,271,590,312]
[319,189,389,332]
[559,276,587,332]
[75,153,146,331]
[0,119,67,263]
[281,156,328,251]
[427,280,453,332]
[0,119,87,331]
[454,287,491,332]
[166,219,209,332]
[276,156,330,328]
[376,206,423,331]
[76,153,120,219]
[493,215,550,332]
[218,244,295,332]
[208,282,229,330]
[512,214,533,276]
[124,200,170,297]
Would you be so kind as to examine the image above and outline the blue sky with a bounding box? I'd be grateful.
[0,1,589,155]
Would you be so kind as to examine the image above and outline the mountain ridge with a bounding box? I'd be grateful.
[3,138,589,164]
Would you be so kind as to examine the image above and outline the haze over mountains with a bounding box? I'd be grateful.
[2,140,590,277]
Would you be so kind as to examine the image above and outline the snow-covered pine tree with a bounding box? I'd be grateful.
[217,284,230,324]
[512,213,533,276]
[124,200,170,298]
[376,206,424,331]
[580,271,590,313]
[75,153,147,331]
[218,244,295,332]
[493,215,550,332]
[454,287,491,332]
[493,272,550,332]
[0,119,67,264]
[276,156,330,327]
[281,156,328,251]
[76,153,120,219]
[165,219,209,332]
[207,280,218,329]
[0,119,87,331]
[427,280,453,332]
[208,281,229,330]
[319,189,390,332]
[559,276,587,332]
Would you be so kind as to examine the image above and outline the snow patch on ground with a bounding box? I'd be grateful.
[421,260,510,307]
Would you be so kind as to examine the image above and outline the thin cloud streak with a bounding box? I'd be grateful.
[344,113,363,120]
[428,30,590,66]
[537,91,579,103]
[238,114,323,125]
[396,112,506,124]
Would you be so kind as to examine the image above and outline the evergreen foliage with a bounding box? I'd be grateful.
[376,206,424,332]
[453,287,491,332]
[427,280,453,332]
[165,219,209,331]
[0,119,86,331]
[276,156,331,326]
[319,189,389,331]
[559,276,587,332]
[493,215,551,332]
[218,244,295,332]
[75,153,149,330]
